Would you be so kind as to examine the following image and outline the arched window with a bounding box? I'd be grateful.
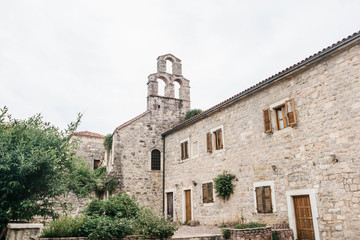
[157,78,166,96]
[151,149,161,170]
[174,80,181,99]
[166,60,173,74]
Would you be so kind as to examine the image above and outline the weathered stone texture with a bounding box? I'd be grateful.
[71,135,105,169]
[109,54,190,215]
[6,223,43,240]
[164,41,360,239]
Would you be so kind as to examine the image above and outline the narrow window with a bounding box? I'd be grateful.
[181,141,189,160]
[93,159,100,170]
[206,132,212,153]
[263,108,272,133]
[285,99,297,125]
[255,186,273,213]
[202,182,214,203]
[274,105,288,130]
[213,129,223,150]
[151,149,161,170]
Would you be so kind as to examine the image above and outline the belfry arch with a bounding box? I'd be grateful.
[147,54,190,102]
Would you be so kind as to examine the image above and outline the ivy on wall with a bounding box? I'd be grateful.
[213,171,236,201]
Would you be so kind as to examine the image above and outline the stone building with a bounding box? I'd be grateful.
[106,54,191,214]
[161,31,360,240]
[71,131,105,170]
[57,131,105,216]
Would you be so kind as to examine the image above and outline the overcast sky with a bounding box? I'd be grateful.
[1,1,359,134]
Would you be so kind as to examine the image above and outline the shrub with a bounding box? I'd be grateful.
[134,208,178,239]
[80,216,134,240]
[103,134,113,152]
[184,109,202,120]
[83,192,140,219]
[272,231,280,240]
[41,215,86,238]
[222,229,231,239]
[234,222,266,229]
[213,171,236,200]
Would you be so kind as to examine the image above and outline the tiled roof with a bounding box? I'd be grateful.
[163,30,360,136]
[114,110,150,132]
[72,131,104,139]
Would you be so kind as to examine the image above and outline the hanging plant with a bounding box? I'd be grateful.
[213,171,236,201]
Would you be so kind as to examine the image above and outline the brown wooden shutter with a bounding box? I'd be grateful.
[255,187,264,213]
[264,186,273,213]
[185,141,189,158]
[263,108,272,133]
[285,99,297,126]
[206,132,212,153]
[218,129,223,149]
[202,184,208,203]
[207,182,213,202]
[181,142,184,160]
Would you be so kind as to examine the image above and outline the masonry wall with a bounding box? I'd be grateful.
[72,135,105,170]
[111,96,189,215]
[164,42,360,239]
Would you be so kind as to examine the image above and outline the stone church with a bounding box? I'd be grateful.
[75,31,360,240]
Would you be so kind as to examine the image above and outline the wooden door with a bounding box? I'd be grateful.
[166,192,173,220]
[185,190,192,222]
[293,195,315,240]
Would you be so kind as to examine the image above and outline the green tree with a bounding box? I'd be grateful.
[184,109,202,121]
[0,107,85,238]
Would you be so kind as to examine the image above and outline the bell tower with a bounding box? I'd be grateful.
[147,54,190,118]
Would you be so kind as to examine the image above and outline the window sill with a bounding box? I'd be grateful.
[203,202,214,207]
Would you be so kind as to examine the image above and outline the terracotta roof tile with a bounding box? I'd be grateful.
[163,30,360,136]
[72,131,104,139]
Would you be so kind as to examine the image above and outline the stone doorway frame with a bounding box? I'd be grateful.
[286,189,320,240]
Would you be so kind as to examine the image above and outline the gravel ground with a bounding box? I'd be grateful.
[172,225,222,238]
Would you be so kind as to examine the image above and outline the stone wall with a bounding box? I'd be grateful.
[226,227,272,240]
[109,54,190,215]
[71,133,105,170]
[164,40,360,239]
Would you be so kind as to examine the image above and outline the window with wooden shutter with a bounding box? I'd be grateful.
[263,108,272,133]
[202,182,214,203]
[274,105,288,130]
[285,99,297,126]
[206,132,212,153]
[255,186,273,213]
[214,129,223,150]
[181,141,189,160]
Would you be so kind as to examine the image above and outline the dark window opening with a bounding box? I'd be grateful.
[93,159,101,170]
[151,149,161,170]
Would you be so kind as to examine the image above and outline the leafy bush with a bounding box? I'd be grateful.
[103,134,113,152]
[41,215,86,238]
[104,177,118,194]
[83,192,140,219]
[80,216,133,240]
[234,222,266,229]
[272,231,280,240]
[222,229,231,239]
[184,109,202,120]
[213,171,236,200]
[134,208,178,239]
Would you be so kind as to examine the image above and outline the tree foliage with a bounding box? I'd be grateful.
[103,134,113,152]
[0,106,84,231]
[184,109,202,121]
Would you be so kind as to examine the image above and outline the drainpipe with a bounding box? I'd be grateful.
[162,135,166,216]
